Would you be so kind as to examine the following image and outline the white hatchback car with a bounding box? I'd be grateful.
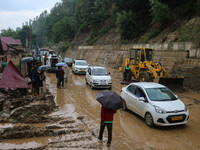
[72,59,89,74]
[121,82,189,126]
[85,66,112,89]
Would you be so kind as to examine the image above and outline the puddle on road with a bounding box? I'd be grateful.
[0,136,54,150]
[44,71,200,150]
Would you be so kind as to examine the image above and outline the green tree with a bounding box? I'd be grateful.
[116,10,139,40]
[74,0,95,32]
[114,0,151,40]
[52,17,76,43]
[18,26,36,47]
[149,0,171,27]
[0,28,18,38]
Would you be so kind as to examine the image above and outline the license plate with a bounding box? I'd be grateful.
[100,83,106,85]
[80,70,85,72]
[172,116,183,121]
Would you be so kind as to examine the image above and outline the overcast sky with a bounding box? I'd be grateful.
[0,0,61,32]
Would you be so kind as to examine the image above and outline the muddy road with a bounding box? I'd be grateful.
[0,67,200,150]
[45,68,200,150]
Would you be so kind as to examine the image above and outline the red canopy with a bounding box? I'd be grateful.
[0,61,29,88]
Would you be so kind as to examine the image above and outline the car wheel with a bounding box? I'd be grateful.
[122,99,127,111]
[85,78,88,85]
[145,112,154,127]
[90,82,94,89]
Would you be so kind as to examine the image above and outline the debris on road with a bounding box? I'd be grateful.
[0,85,100,149]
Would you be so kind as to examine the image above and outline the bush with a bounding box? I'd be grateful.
[116,10,139,40]
[194,0,200,15]
[56,41,74,53]
[86,25,112,45]
[143,28,161,42]
[149,0,171,28]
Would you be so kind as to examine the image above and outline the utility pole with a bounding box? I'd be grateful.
[29,19,32,55]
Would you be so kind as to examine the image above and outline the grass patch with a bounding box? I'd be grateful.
[86,25,112,45]
[56,41,75,53]
[143,28,161,43]
[178,20,200,42]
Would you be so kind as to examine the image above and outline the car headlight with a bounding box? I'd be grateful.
[93,79,98,83]
[184,105,188,112]
[153,105,166,114]
[108,79,112,83]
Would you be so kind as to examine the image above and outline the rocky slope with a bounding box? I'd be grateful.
[70,17,200,46]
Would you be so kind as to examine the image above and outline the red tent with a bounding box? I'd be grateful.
[0,61,29,88]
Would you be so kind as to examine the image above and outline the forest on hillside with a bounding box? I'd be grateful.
[1,0,200,52]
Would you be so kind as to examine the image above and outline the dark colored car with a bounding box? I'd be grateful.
[64,58,73,66]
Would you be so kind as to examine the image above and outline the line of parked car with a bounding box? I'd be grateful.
[64,58,189,127]
[64,58,112,89]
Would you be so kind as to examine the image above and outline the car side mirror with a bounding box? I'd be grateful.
[139,97,145,101]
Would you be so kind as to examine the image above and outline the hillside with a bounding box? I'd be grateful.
[1,0,199,50]
[71,16,200,47]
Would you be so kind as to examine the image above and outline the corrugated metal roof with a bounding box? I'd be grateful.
[0,37,22,51]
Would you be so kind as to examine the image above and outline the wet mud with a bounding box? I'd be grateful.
[0,67,200,150]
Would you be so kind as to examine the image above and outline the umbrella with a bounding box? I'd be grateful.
[21,57,33,64]
[56,62,68,66]
[96,90,123,110]
[37,65,51,71]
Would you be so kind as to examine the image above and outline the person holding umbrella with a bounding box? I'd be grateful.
[96,90,123,147]
[56,66,65,88]
[98,106,116,147]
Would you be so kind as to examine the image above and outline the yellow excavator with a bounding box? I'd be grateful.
[119,47,184,90]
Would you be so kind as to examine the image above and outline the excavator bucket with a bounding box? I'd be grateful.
[158,77,184,91]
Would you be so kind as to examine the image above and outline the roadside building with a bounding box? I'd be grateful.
[0,37,26,71]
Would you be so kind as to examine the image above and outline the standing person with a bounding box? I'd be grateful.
[63,64,70,82]
[2,62,8,71]
[123,64,131,81]
[30,64,38,94]
[32,65,40,95]
[56,66,65,88]
[0,59,3,73]
[98,106,116,147]
[38,71,46,96]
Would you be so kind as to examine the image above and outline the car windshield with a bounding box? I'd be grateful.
[76,61,88,66]
[91,68,109,76]
[145,88,177,101]
[64,58,72,62]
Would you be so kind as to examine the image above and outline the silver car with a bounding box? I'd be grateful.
[85,66,112,89]
[72,59,89,74]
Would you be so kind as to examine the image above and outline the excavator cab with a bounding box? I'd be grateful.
[130,48,152,63]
